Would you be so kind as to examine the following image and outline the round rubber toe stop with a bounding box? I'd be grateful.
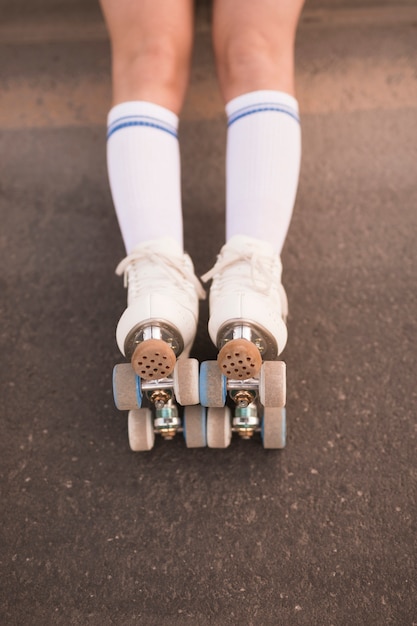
[218,339,262,379]
[131,339,176,380]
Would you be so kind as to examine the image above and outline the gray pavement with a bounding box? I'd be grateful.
[1,2,416,624]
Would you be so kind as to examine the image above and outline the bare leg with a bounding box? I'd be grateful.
[100,0,194,114]
[212,0,304,102]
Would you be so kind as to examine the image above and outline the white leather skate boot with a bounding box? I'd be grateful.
[201,235,288,380]
[116,238,205,380]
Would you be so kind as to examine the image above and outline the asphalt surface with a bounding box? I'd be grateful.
[1,1,416,624]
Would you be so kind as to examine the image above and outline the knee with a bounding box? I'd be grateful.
[113,36,190,90]
[214,29,294,101]
[217,31,277,93]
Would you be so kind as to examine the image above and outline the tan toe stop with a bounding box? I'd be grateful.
[131,339,176,380]
[217,339,262,380]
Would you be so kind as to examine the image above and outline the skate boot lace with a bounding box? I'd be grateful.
[116,247,206,301]
[201,249,280,295]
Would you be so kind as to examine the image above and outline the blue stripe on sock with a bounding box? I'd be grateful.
[107,115,178,140]
[228,104,300,127]
[108,113,177,134]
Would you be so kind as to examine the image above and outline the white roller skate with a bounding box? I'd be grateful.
[112,238,207,451]
[200,235,288,449]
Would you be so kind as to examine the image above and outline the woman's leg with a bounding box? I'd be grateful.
[203,0,305,376]
[212,0,304,254]
[101,1,203,379]
[100,0,194,253]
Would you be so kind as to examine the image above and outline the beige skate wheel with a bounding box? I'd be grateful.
[173,358,200,406]
[183,405,207,448]
[259,361,286,407]
[128,409,155,451]
[262,407,286,449]
[217,339,262,380]
[113,363,141,410]
[131,339,176,380]
[207,407,232,448]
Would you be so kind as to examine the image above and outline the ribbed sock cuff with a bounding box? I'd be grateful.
[226,90,300,126]
[107,101,179,140]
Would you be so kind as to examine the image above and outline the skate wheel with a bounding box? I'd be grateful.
[113,364,142,410]
[217,338,262,379]
[259,361,286,407]
[261,407,286,449]
[173,358,200,406]
[131,338,176,380]
[183,405,207,448]
[199,361,227,407]
[128,408,155,451]
[207,407,232,448]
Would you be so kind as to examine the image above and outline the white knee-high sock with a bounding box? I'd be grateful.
[107,101,183,254]
[225,90,301,255]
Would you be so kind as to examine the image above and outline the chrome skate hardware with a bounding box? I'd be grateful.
[113,359,206,451]
[123,321,184,362]
[200,341,286,449]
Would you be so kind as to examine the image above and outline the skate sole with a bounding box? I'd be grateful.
[217,338,262,379]
[131,338,176,380]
